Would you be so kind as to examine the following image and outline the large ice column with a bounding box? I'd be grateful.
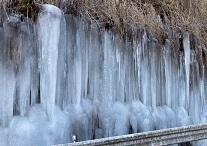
[149,38,158,108]
[18,62,31,116]
[178,53,186,108]
[164,40,172,107]
[17,19,35,116]
[65,15,85,106]
[116,41,126,103]
[200,51,206,117]
[88,24,102,103]
[74,26,83,106]
[37,4,63,120]
[183,31,190,111]
[30,39,39,106]
[56,15,67,109]
[0,14,34,125]
[65,15,76,105]
[1,13,36,118]
[0,65,15,127]
[140,31,151,106]
[189,62,201,124]
[101,32,115,106]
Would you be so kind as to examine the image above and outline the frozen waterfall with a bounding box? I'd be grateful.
[0,4,207,146]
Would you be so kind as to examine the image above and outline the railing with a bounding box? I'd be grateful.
[56,124,207,146]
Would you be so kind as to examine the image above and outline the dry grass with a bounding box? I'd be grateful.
[1,0,207,45]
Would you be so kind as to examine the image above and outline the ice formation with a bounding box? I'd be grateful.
[0,4,206,146]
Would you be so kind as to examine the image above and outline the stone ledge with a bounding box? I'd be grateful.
[55,124,207,146]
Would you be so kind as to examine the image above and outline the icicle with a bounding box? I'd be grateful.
[0,65,15,127]
[75,27,82,106]
[149,38,158,108]
[37,4,63,120]
[164,39,172,107]
[183,31,190,111]
[56,15,67,109]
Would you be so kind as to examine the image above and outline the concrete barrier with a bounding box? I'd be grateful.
[56,124,207,146]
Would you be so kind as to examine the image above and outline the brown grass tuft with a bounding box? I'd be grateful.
[1,0,207,45]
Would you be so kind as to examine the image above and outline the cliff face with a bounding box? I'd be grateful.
[0,1,207,146]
